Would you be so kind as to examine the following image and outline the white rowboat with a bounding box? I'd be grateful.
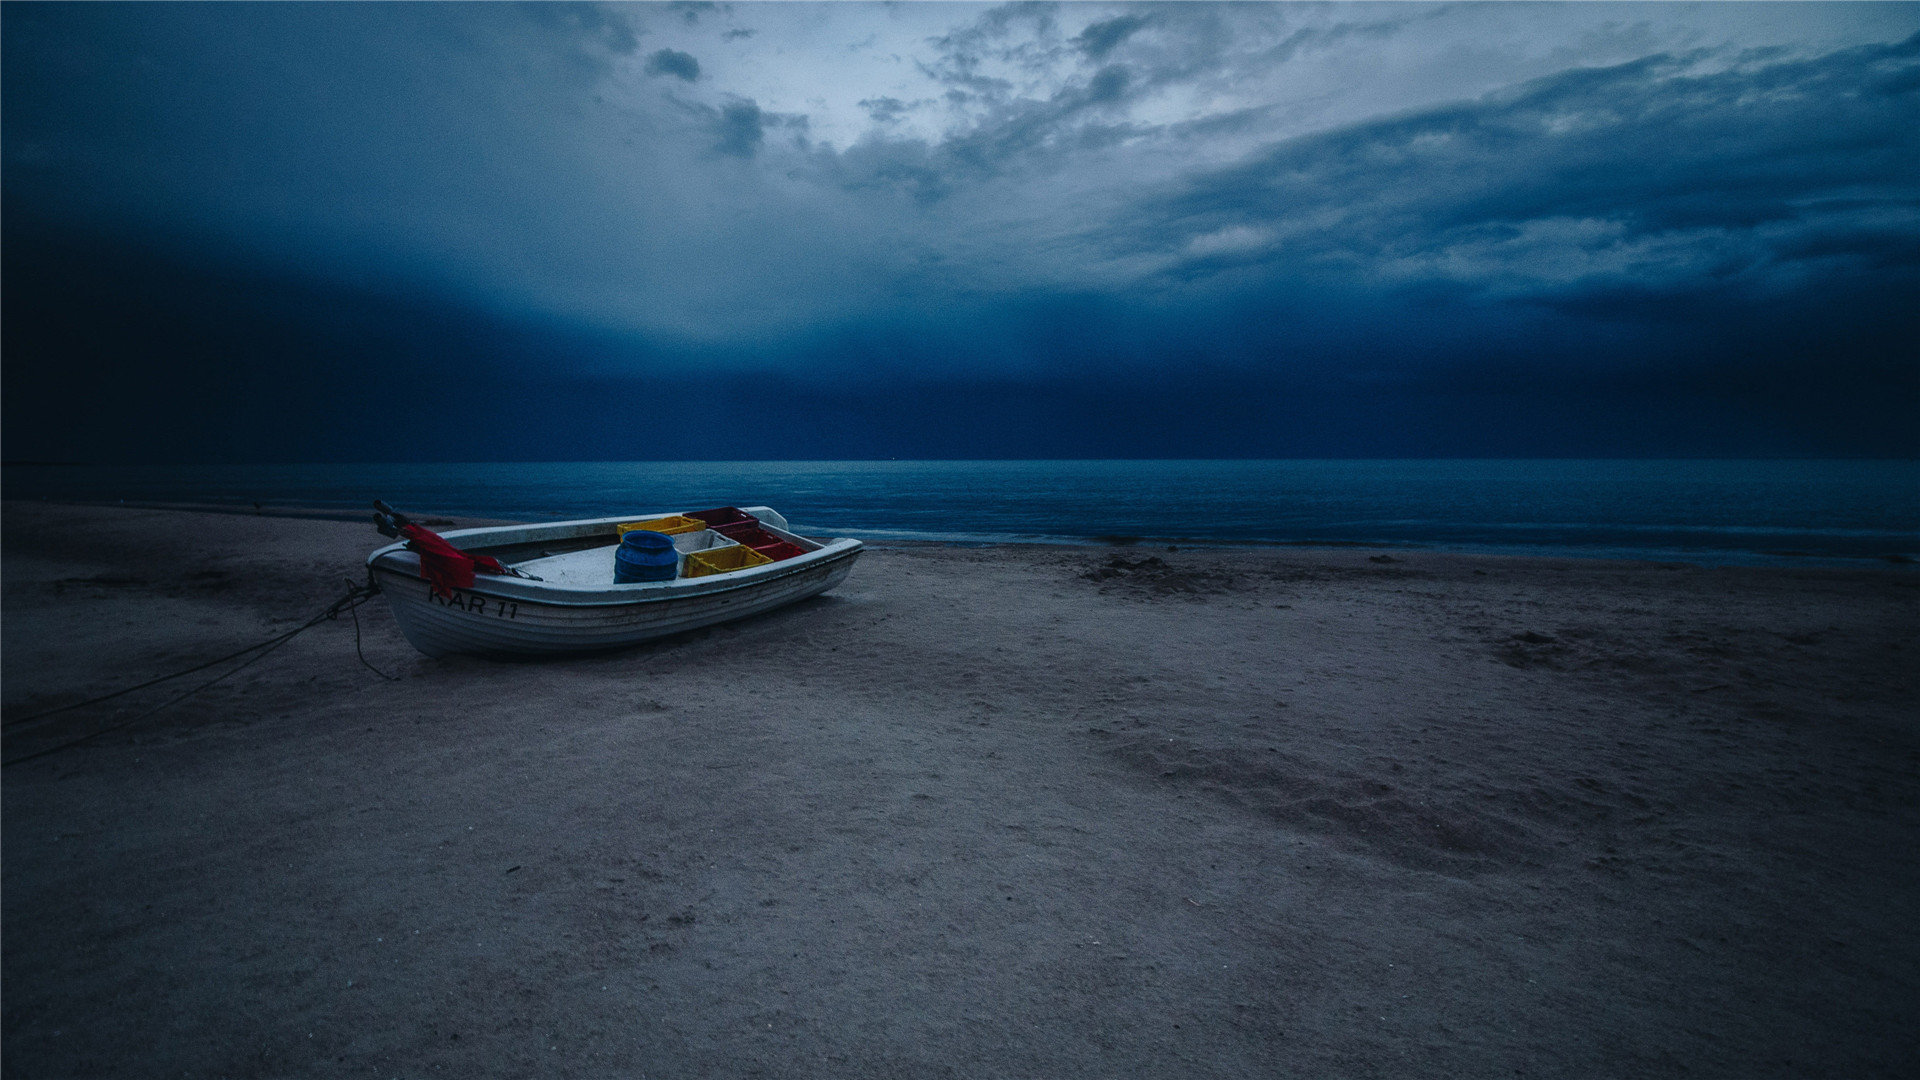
[367,506,861,658]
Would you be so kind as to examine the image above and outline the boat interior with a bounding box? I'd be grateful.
[463,507,826,587]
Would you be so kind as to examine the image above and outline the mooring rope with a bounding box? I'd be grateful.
[349,585,400,682]
[2,581,388,768]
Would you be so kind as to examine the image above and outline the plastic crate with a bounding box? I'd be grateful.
[616,515,707,537]
[714,522,786,548]
[686,506,757,529]
[753,541,808,561]
[683,544,772,577]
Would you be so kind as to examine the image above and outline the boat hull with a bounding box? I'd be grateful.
[371,548,858,658]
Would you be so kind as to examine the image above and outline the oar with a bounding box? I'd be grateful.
[372,499,412,538]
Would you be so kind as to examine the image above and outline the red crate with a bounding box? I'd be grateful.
[754,541,808,561]
[687,506,756,529]
[715,522,784,548]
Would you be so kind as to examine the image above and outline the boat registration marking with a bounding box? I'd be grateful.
[427,585,518,619]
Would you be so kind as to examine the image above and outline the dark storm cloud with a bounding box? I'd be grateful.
[1086,64,1131,103]
[921,2,1059,101]
[778,16,1916,454]
[831,2,1410,201]
[936,67,1145,169]
[1117,33,1920,311]
[868,1,1208,198]
[4,2,1917,463]
[10,219,1911,463]
[1065,3,1251,94]
[1074,12,1154,60]
[667,2,720,27]
[955,2,1427,113]
[828,86,1153,202]
[1258,4,1434,66]
[645,48,702,81]
[837,36,1156,200]
[704,99,812,160]
[859,96,915,124]
[714,99,766,157]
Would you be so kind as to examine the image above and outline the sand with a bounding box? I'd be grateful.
[3,501,1916,1078]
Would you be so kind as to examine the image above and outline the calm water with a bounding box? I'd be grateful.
[5,460,1916,565]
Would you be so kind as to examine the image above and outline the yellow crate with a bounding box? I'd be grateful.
[616,515,706,537]
[683,544,772,577]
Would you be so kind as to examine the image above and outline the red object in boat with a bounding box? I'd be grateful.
[714,522,786,548]
[401,524,509,592]
[687,506,757,529]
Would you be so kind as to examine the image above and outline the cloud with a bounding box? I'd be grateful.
[667,2,719,27]
[1086,64,1130,103]
[698,96,817,160]
[15,221,1911,463]
[1258,6,1430,66]
[858,96,917,125]
[1185,224,1271,258]
[1074,12,1153,60]
[645,47,701,81]
[6,0,1916,458]
[714,98,766,156]
[921,2,1069,104]
[1111,32,1920,313]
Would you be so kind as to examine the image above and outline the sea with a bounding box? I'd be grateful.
[4,460,1917,567]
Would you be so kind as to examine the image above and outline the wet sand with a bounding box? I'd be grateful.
[4,501,1917,1078]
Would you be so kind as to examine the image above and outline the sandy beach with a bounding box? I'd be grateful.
[3,501,1915,1078]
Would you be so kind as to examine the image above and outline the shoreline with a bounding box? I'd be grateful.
[4,501,1916,1077]
[8,496,1914,570]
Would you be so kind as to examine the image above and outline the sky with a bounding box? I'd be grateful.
[3,1,1917,462]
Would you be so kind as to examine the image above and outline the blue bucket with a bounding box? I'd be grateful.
[615,530,678,583]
